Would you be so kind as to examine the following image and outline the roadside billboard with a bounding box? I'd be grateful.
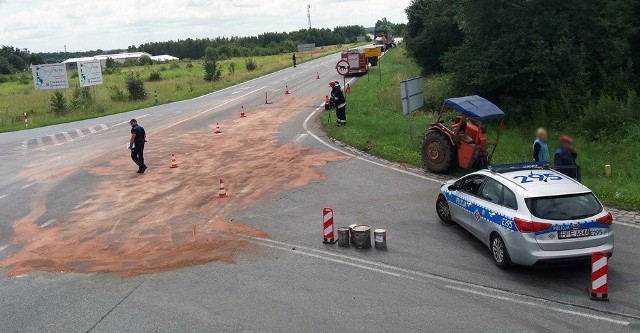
[297,43,316,52]
[78,60,103,87]
[31,63,69,90]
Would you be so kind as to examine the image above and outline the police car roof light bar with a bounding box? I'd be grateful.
[489,162,550,174]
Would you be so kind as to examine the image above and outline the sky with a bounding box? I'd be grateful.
[0,0,410,53]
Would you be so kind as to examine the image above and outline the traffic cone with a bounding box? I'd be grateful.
[346,83,351,93]
[215,123,222,134]
[170,154,178,168]
[217,178,228,198]
[240,106,246,118]
[285,85,290,95]
[316,72,320,79]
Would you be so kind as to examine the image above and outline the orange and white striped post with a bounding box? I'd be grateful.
[589,252,609,301]
[322,208,336,244]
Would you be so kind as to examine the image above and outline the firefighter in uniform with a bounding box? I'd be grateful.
[329,81,346,125]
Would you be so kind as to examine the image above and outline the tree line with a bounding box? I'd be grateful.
[405,0,640,138]
[0,46,45,74]
[127,26,367,60]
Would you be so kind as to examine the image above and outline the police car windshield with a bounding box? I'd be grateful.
[525,193,602,221]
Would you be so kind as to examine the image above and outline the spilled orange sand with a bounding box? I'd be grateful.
[1,96,349,277]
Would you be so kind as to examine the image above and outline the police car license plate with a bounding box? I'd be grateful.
[558,229,590,239]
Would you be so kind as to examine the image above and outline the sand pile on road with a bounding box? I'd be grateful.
[1,97,349,277]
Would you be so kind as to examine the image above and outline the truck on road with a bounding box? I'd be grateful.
[341,48,369,76]
[373,30,395,52]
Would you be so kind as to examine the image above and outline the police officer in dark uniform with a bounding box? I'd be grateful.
[329,81,346,125]
[128,119,147,173]
[292,53,297,68]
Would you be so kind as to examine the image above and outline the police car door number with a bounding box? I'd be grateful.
[558,229,590,239]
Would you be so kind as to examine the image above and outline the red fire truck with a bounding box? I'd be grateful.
[340,48,369,76]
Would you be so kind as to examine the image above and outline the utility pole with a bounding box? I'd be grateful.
[64,45,67,53]
[307,5,311,29]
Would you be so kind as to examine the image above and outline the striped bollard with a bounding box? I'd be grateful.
[322,208,336,244]
[24,112,28,127]
[589,252,609,301]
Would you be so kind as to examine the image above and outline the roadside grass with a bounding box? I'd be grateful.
[322,46,640,210]
[0,44,359,133]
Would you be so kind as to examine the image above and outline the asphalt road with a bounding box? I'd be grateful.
[0,52,639,332]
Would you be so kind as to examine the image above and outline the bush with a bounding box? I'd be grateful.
[50,91,68,115]
[18,73,30,85]
[138,55,153,66]
[228,62,236,75]
[245,58,257,71]
[203,60,222,81]
[108,85,127,102]
[169,62,180,70]
[159,66,168,72]
[148,71,162,81]
[579,93,637,141]
[70,71,79,78]
[105,57,117,69]
[125,73,147,100]
[71,86,93,108]
[186,61,193,69]
[0,75,9,83]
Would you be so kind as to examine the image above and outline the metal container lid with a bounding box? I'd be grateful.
[353,225,370,232]
[374,229,386,233]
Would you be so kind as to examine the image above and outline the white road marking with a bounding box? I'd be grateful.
[113,114,150,127]
[247,237,632,326]
[62,131,73,141]
[0,194,7,199]
[159,86,268,131]
[293,134,309,143]
[0,244,9,252]
[39,219,57,228]
[49,134,59,145]
[21,182,36,189]
[99,124,108,130]
[36,137,43,148]
[303,96,442,184]
[88,127,97,134]
[614,220,640,229]
[73,199,92,210]
[444,285,629,326]
[21,140,28,155]
[75,129,85,137]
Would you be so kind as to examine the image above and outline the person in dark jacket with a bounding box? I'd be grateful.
[329,81,346,125]
[532,128,550,162]
[554,135,578,179]
[129,119,147,173]
[292,53,297,68]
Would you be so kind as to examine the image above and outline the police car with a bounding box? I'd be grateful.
[435,163,614,268]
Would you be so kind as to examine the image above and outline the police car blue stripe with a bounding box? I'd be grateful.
[443,191,518,232]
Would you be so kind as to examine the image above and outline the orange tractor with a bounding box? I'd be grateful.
[420,95,505,173]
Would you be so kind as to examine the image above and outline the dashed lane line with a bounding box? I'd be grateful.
[62,131,73,141]
[49,134,59,145]
[293,134,309,143]
[246,236,634,326]
[0,194,7,199]
[75,129,85,137]
[20,182,36,189]
[0,244,9,252]
[39,219,57,228]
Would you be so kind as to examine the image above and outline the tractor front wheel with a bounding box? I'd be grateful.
[420,130,455,173]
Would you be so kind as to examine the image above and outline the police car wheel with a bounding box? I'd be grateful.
[490,233,511,269]
[436,195,454,224]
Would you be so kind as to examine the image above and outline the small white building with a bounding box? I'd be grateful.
[150,55,179,62]
[62,52,157,70]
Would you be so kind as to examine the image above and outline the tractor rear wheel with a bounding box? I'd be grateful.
[420,130,455,173]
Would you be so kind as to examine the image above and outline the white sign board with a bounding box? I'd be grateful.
[31,63,69,91]
[297,43,316,52]
[400,77,424,115]
[78,60,103,87]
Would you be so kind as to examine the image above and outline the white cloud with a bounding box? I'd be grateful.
[0,0,409,52]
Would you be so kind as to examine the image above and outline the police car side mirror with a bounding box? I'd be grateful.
[448,184,459,191]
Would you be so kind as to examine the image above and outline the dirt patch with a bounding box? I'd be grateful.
[1,97,349,277]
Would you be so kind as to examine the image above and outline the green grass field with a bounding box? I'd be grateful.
[0,44,358,133]
[322,46,640,210]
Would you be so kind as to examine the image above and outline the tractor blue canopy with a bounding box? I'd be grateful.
[444,95,505,121]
